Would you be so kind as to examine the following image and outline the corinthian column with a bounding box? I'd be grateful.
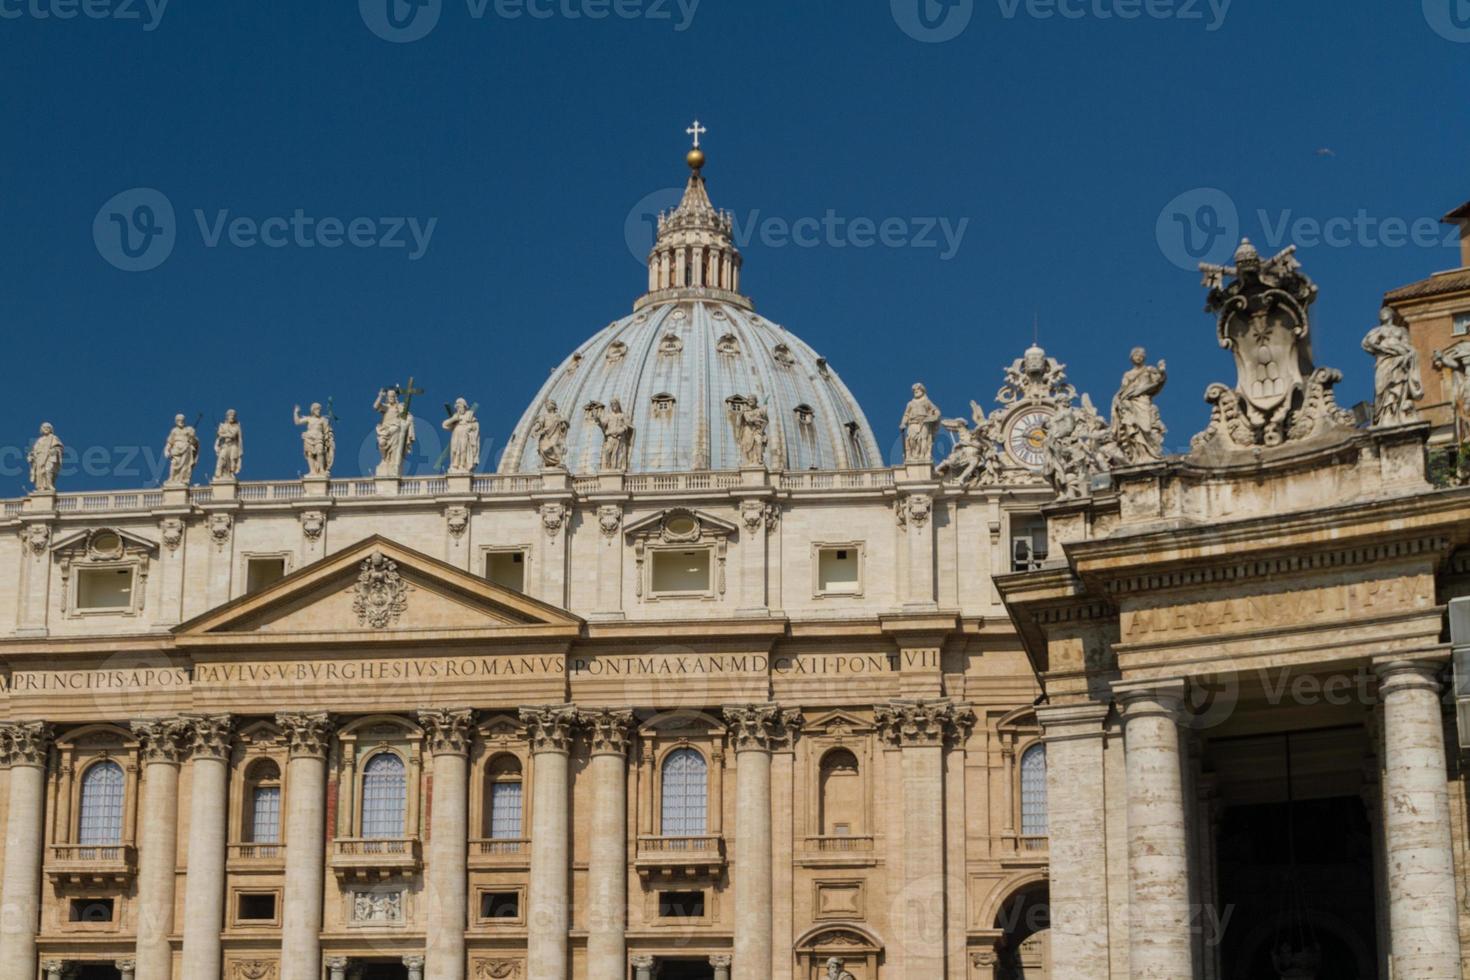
[875,699,974,978]
[419,709,476,980]
[131,717,190,980]
[1115,680,1193,980]
[723,704,802,980]
[0,722,52,978]
[277,712,334,980]
[581,709,634,980]
[521,705,579,980]
[180,715,234,980]
[1375,660,1461,978]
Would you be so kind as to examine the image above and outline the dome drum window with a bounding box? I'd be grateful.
[651,393,677,419]
[794,404,816,427]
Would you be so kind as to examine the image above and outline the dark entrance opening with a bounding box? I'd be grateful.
[658,959,715,980]
[355,964,409,980]
[74,966,122,980]
[1217,795,1378,979]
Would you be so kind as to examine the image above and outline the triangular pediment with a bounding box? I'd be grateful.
[174,535,582,644]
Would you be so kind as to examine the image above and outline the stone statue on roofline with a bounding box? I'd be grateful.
[442,398,481,475]
[1111,347,1168,462]
[901,382,942,463]
[1191,239,1355,456]
[587,398,634,472]
[162,414,200,487]
[214,409,243,481]
[734,393,770,467]
[293,402,335,477]
[937,400,1003,487]
[28,422,63,493]
[531,399,570,469]
[1362,307,1423,428]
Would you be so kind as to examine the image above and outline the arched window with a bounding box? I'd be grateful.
[819,748,861,836]
[485,755,524,840]
[78,760,125,846]
[361,753,407,839]
[660,748,708,837]
[1020,744,1048,837]
[244,759,281,844]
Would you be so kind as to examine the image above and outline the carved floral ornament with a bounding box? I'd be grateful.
[722,703,803,751]
[209,512,233,547]
[740,499,779,533]
[446,505,470,539]
[473,960,523,979]
[418,707,476,756]
[300,510,326,541]
[519,704,580,754]
[598,504,622,538]
[582,707,635,756]
[352,550,411,629]
[230,960,277,980]
[874,699,975,748]
[161,518,184,551]
[540,502,568,537]
[895,493,932,529]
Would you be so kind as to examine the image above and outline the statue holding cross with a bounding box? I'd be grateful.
[373,378,422,478]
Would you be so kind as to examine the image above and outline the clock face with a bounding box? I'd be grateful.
[1005,409,1053,469]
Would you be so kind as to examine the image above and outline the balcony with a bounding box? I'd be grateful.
[797,835,877,868]
[635,835,725,880]
[997,833,1049,864]
[45,843,136,886]
[330,837,421,881]
[468,837,530,871]
[227,841,286,872]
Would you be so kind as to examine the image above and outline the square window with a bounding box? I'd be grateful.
[480,891,520,919]
[486,551,526,593]
[1011,515,1049,572]
[237,892,277,921]
[816,546,861,595]
[245,557,287,593]
[1455,313,1470,337]
[69,898,114,923]
[76,567,134,611]
[650,549,712,595]
[658,890,706,918]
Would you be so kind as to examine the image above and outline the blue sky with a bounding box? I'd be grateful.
[1,0,1467,488]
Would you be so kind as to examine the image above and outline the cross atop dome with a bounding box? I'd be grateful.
[685,119,708,171]
[686,119,706,149]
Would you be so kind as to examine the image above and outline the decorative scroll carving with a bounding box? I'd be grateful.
[209,513,233,548]
[472,960,523,979]
[875,699,975,748]
[352,551,410,629]
[230,959,277,980]
[580,707,635,756]
[445,506,470,540]
[896,493,932,529]
[182,714,235,760]
[25,524,51,556]
[1194,239,1354,453]
[418,708,476,756]
[132,717,191,764]
[300,510,326,542]
[0,721,53,767]
[276,712,333,758]
[723,704,802,752]
[740,499,779,533]
[540,502,568,538]
[161,518,184,552]
[598,505,622,539]
[520,705,579,754]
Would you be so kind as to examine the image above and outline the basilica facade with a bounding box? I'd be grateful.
[3,140,1470,980]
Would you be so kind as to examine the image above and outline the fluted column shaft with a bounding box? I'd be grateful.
[278,713,334,980]
[0,723,52,978]
[1117,681,1194,980]
[421,710,475,980]
[522,706,577,980]
[132,718,189,980]
[582,710,634,980]
[1376,660,1462,978]
[180,716,233,980]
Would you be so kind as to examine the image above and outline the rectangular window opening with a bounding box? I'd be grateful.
[481,891,520,919]
[817,546,861,594]
[659,890,706,918]
[1455,312,1470,337]
[69,898,114,923]
[76,567,134,611]
[246,557,287,593]
[650,549,712,595]
[237,892,277,921]
[486,551,526,593]
[1011,515,1049,573]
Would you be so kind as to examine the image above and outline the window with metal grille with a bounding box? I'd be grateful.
[1020,744,1048,837]
[660,748,708,836]
[489,781,523,839]
[78,761,124,845]
[250,786,281,843]
[360,753,406,839]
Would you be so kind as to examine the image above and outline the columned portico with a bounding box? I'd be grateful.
[1115,679,1193,980]
[130,717,188,980]
[581,708,634,980]
[522,705,578,980]
[0,722,52,978]
[1376,658,1462,978]
[180,714,234,980]
[420,708,476,980]
[278,712,334,980]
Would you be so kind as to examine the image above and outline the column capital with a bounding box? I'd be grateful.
[874,698,975,748]
[182,714,234,760]
[579,707,635,757]
[631,955,656,967]
[325,957,350,968]
[401,954,425,967]
[1374,657,1448,693]
[418,708,476,756]
[0,720,53,768]
[723,703,803,752]
[276,711,334,758]
[131,716,191,765]
[113,960,135,974]
[709,953,733,967]
[520,704,579,754]
[1112,678,1187,721]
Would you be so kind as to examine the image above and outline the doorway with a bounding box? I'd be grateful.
[657,960,715,980]
[74,967,122,980]
[355,964,409,980]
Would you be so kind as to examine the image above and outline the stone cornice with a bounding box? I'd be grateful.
[519,705,579,754]
[579,707,636,756]
[418,708,477,756]
[0,721,53,767]
[874,699,976,748]
[276,711,334,758]
[131,716,192,764]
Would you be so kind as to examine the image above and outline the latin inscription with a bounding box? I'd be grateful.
[1124,577,1427,641]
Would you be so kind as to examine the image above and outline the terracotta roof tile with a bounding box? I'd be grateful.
[1384,268,1470,303]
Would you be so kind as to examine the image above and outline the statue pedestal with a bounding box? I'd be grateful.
[302,476,330,499]
[445,474,473,495]
[23,491,55,514]
[375,476,400,497]
[899,462,935,483]
[210,479,237,502]
[162,486,189,508]
[541,467,570,492]
[597,472,625,493]
[740,466,770,488]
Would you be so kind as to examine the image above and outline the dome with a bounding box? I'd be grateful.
[499,138,882,475]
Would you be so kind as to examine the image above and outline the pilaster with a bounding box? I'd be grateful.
[420,709,476,980]
[131,717,190,980]
[181,714,235,980]
[277,712,334,980]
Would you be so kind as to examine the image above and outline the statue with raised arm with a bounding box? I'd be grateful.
[162,414,200,487]
[735,393,770,467]
[28,422,63,492]
[589,398,634,472]
[901,382,942,463]
[213,409,243,481]
[1363,308,1423,427]
[531,399,570,469]
[294,402,335,477]
[1110,347,1168,463]
[938,400,1001,487]
[442,398,481,475]
[373,386,416,477]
